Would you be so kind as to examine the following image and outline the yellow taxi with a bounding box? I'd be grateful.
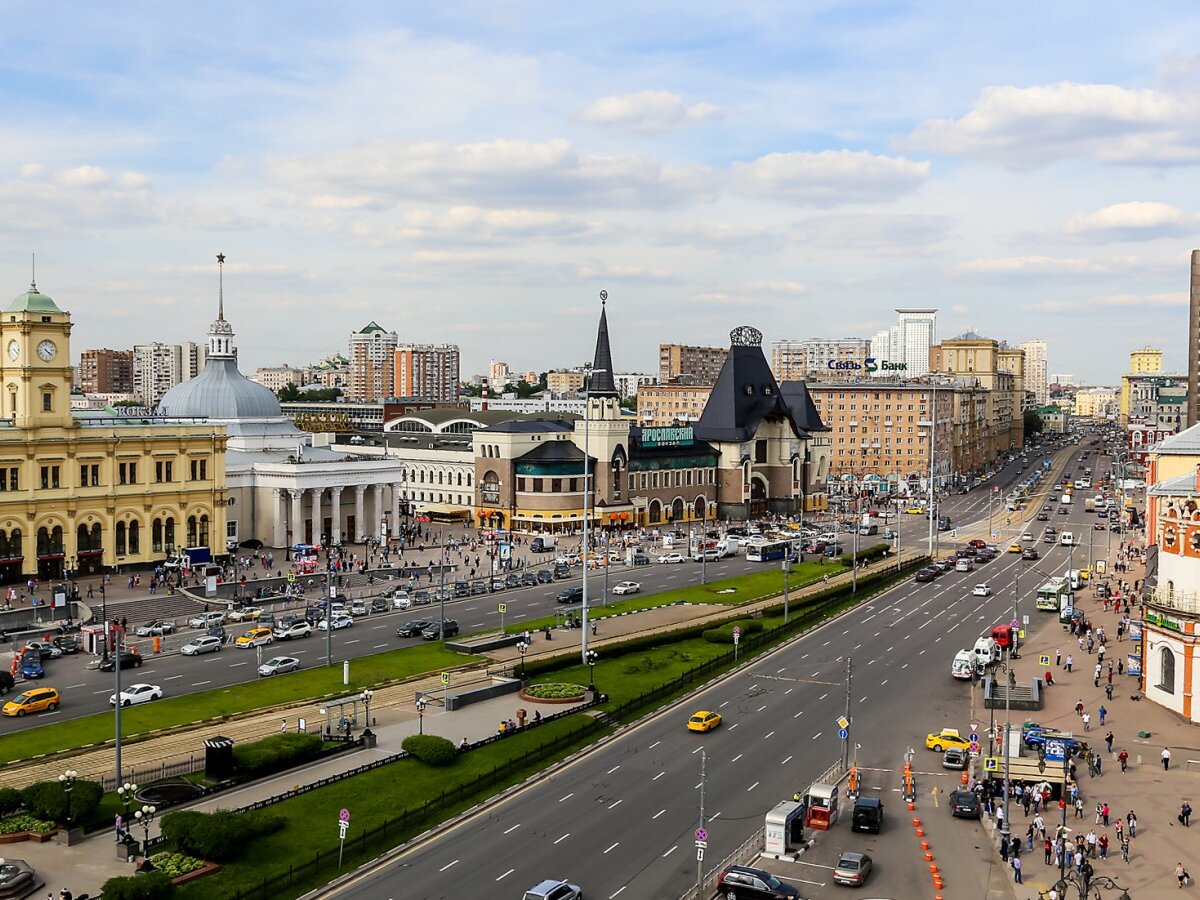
[905,507,926,515]
[687,710,722,733]
[2,687,60,717]
[925,728,970,752]
[235,627,274,648]
[1008,543,1022,553]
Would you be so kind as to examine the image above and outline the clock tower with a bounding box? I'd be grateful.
[1,281,75,429]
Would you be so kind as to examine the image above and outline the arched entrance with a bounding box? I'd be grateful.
[748,476,768,518]
[671,497,685,523]
[647,499,662,524]
[0,528,22,584]
[36,524,65,580]
[693,496,707,520]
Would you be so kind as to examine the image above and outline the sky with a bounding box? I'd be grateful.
[3,2,1200,385]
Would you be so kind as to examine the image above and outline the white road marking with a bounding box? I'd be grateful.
[813,732,822,740]
[653,772,665,781]
[558,792,574,803]
[192,680,211,686]
[652,809,666,819]
[229,662,248,667]
[719,700,730,708]
[165,675,183,680]
[609,888,627,899]
[503,824,521,834]
[731,754,743,763]
[782,755,793,765]
[793,711,803,718]
[756,704,767,712]
[728,723,739,730]
[439,860,459,872]
[604,842,620,854]
[784,688,794,695]
[764,731,775,739]
[747,781,759,791]
[607,765,621,775]
[609,799,622,810]
[496,868,514,881]
[554,833,570,845]
[818,693,828,701]
[649,740,661,749]
[66,683,86,689]
[662,845,678,858]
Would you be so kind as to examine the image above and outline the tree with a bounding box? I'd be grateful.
[277,383,302,401]
[1024,409,1044,436]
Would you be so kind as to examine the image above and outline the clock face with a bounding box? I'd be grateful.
[6,341,16,361]
[36,340,55,361]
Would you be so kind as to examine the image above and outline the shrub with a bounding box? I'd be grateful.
[0,814,56,834]
[0,787,21,816]
[233,732,323,775]
[701,620,764,644]
[161,808,284,861]
[837,543,891,567]
[523,682,586,699]
[148,851,206,878]
[21,781,67,822]
[401,734,458,766]
[100,871,177,900]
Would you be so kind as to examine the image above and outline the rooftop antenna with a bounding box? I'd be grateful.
[216,252,226,321]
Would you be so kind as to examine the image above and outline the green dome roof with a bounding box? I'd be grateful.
[6,285,62,314]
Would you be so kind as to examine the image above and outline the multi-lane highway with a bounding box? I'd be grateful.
[327,441,1108,899]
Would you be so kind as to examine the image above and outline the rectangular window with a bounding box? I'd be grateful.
[8,468,16,491]
[118,463,126,486]
[80,463,88,487]
[199,460,207,480]
[190,459,198,481]
[755,440,767,464]
[516,477,526,492]
[42,392,51,412]
[165,461,172,482]
[155,461,165,483]
[40,466,48,489]
[51,465,59,489]
[551,478,562,493]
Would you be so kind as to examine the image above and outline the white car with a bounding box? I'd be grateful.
[972,583,992,597]
[187,611,225,629]
[1021,532,1034,542]
[135,620,176,636]
[611,581,641,595]
[110,683,162,707]
[392,593,413,610]
[273,621,313,640]
[349,600,368,617]
[258,656,301,677]
[657,552,686,564]
[180,635,223,656]
[318,615,354,630]
[227,607,264,623]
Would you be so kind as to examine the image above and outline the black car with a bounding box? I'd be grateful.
[536,570,554,584]
[0,671,13,695]
[950,788,982,819]
[557,586,584,604]
[505,574,521,589]
[98,649,144,671]
[52,635,80,654]
[412,590,432,606]
[396,620,433,638]
[1036,512,1049,521]
[521,572,539,587]
[453,580,470,597]
[470,581,487,595]
[370,597,390,614]
[716,864,801,899]
[422,619,459,640]
[553,564,571,579]
[206,624,229,643]
[915,568,936,583]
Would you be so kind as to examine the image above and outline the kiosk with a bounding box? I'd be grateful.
[764,801,807,857]
[802,782,839,831]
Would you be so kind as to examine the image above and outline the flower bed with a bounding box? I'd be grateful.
[0,814,57,843]
[150,850,221,885]
[520,682,587,703]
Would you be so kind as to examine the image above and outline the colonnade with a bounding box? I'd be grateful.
[271,483,402,548]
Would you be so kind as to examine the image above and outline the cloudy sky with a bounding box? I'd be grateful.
[3,2,1200,384]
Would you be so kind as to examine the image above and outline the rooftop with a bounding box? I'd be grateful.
[1150,423,1200,455]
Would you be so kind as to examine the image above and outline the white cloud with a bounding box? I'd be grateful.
[731,150,929,206]
[1023,291,1187,313]
[576,263,674,281]
[955,255,1142,276]
[743,280,808,295]
[790,213,953,254]
[903,82,1200,167]
[55,165,111,187]
[581,90,720,133]
[1065,201,1198,240]
[651,224,783,254]
[18,163,43,179]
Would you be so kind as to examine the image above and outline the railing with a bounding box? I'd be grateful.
[1145,589,1200,616]
[98,755,202,792]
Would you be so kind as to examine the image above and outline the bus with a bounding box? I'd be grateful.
[745,538,799,562]
[1036,577,1071,612]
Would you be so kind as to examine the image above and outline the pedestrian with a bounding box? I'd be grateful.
[1075,796,1085,819]
[1121,838,1130,864]
[1082,711,1091,731]
[1164,747,1173,771]
[1099,704,1107,725]
[1094,663,1102,687]
[1099,833,1109,860]
[1181,801,1192,827]
[1119,749,1129,772]
[1178,862,1186,889]
[1000,834,1009,865]
[1012,854,1022,884]
[1127,810,1138,837]
[1102,803,1110,826]
[1044,837,1053,865]
[1096,803,1104,824]
[1105,731,1115,753]
[1056,648,1062,667]
[281,718,287,733]
[1066,654,1074,673]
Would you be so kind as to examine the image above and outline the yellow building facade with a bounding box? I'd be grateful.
[0,282,227,582]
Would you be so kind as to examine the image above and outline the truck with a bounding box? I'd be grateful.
[183,546,212,566]
[530,535,557,553]
[971,636,1001,670]
[1084,498,1096,512]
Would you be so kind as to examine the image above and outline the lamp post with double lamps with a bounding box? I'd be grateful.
[989,658,1016,849]
[134,804,156,858]
[586,649,598,694]
[416,696,427,735]
[58,769,77,825]
[361,689,373,728]
[1053,871,1132,900]
[517,640,528,680]
[116,782,137,841]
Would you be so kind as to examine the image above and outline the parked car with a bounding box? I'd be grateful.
[99,649,144,671]
[370,596,390,614]
[110,683,163,707]
[273,621,313,640]
[950,788,982,818]
[396,619,433,638]
[135,620,176,636]
[471,581,488,594]
[536,570,554,584]
[611,581,640,595]
[187,611,225,629]
[258,656,301,677]
[349,599,368,617]
[181,635,223,656]
[832,851,872,886]
[454,580,471,597]
[553,564,571,579]
[521,572,539,587]
[21,640,63,660]
[490,579,508,593]
[422,620,460,640]
[227,607,264,623]
[412,590,432,606]
[18,652,43,679]
[715,865,800,899]
[206,624,229,643]
[1,687,60,716]
[51,635,80,654]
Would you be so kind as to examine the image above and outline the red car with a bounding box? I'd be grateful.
[968,539,987,549]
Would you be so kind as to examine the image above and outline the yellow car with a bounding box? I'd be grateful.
[687,710,722,733]
[1008,543,1022,553]
[235,627,274,648]
[925,728,970,752]
[905,507,926,515]
[2,687,60,717]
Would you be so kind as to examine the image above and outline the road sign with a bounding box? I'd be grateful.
[696,847,704,861]
[837,715,850,730]
[837,728,849,740]
[338,821,348,840]
[695,827,707,841]
[1039,654,1051,667]
[969,732,980,743]
[440,672,450,685]
[695,840,707,849]
[733,632,740,645]
[1045,739,1067,762]
[1010,619,1020,630]
[983,757,999,772]
[1022,614,1029,626]
[498,603,507,614]
[340,808,350,822]
[969,741,981,753]
[732,626,741,636]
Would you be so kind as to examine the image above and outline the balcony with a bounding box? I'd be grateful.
[1146,587,1200,619]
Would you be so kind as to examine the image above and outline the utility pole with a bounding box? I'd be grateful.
[842,657,853,770]
[113,626,122,787]
[438,523,446,638]
[783,557,791,625]
[700,501,708,586]
[696,748,707,894]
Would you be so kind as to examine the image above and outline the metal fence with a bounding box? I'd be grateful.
[97,755,203,793]
[675,827,766,900]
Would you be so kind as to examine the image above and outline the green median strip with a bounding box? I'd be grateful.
[0,643,476,767]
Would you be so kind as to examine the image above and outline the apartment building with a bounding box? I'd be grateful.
[395,343,460,403]
[636,383,713,426]
[546,370,586,394]
[930,332,1025,453]
[254,364,311,393]
[133,341,205,406]
[658,343,728,385]
[347,321,398,402]
[77,348,134,394]
[770,338,870,381]
[1018,339,1048,405]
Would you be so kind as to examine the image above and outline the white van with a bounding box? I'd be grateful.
[1060,493,1072,504]
[1060,532,1076,546]
[972,636,1001,670]
[951,649,975,680]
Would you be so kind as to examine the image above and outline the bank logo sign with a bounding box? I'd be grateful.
[827,357,907,373]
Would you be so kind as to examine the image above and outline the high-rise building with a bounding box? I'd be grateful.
[347,322,398,402]
[635,383,713,426]
[132,341,206,406]
[78,348,134,394]
[770,338,870,380]
[930,332,1025,451]
[1018,340,1048,405]
[659,343,728,385]
[489,360,511,385]
[1190,250,1200,427]
[546,370,586,394]
[613,372,656,398]
[394,343,460,403]
[892,309,937,377]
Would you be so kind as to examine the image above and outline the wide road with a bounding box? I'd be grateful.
[1,444,1046,733]
[327,442,1102,899]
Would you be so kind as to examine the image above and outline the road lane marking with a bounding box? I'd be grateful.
[610,888,626,899]
[66,683,86,689]
[818,693,828,701]
[756,704,767,712]
[719,700,730,708]
[558,792,574,803]
[880,679,888,686]
[229,662,247,667]
[793,711,803,718]
[503,824,521,834]
[764,731,775,739]
[649,740,661,749]
[193,680,211,686]
[554,833,570,844]
[652,809,666,819]
[731,754,743,763]
[692,747,703,754]
[439,860,459,872]
[604,842,620,854]
[728,723,739,730]
[813,732,822,740]
[607,765,621,774]
[496,868,514,881]
[653,772,665,781]
[609,799,622,810]
[782,755,793,764]
[662,845,678,857]
[785,688,793,695]
[748,781,759,791]
[165,675,183,680]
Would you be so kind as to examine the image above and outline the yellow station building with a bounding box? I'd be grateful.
[0,280,227,582]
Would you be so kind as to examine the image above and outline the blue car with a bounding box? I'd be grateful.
[18,652,43,680]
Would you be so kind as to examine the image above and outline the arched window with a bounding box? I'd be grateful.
[91,522,101,551]
[77,524,90,552]
[115,522,127,556]
[199,514,210,546]
[187,516,198,547]
[152,518,163,553]
[129,521,140,555]
[50,525,63,554]
[36,527,49,557]
[165,516,176,552]
[1159,647,1177,694]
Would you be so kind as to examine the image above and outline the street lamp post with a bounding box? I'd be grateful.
[580,356,608,666]
[58,769,77,825]
[134,804,156,858]
[362,689,373,728]
[415,696,427,735]
[517,640,528,679]
[116,782,137,842]
[1053,871,1132,900]
[586,649,598,693]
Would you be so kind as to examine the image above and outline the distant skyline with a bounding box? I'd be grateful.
[3,2,1200,383]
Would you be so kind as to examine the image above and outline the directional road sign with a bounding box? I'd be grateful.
[695,827,707,841]
[1039,654,1051,667]
[838,728,849,740]
[969,732,980,743]
[983,757,999,771]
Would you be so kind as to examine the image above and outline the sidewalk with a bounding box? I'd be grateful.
[974,532,1197,898]
[7,686,593,899]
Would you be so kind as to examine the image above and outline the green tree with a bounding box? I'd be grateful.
[1023,409,1044,435]
[277,383,301,401]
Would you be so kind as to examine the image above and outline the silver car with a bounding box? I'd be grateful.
[180,635,223,656]
[257,656,301,676]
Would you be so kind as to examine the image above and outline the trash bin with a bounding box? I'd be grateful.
[204,735,235,779]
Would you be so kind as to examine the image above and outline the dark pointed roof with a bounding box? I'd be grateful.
[589,300,618,397]
[693,326,813,442]
[779,380,830,433]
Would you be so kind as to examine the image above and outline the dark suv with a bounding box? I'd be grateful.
[556,586,584,604]
[421,620,459,640]
[715,865,800,899]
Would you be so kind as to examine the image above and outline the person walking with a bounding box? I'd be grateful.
[1120,837,1130,864]
[1178,862,1187,889]
[1099,833,1109,860]
[1082,711,1091,731]
[1118,748,1129,772]
[1102,802,1110,826]
[1105,731,1115,753]
[1000,834,1009,864]
[1012,854,1023,884]
[1127,810,1138,837]
[1181,801,1192,828]
[1164,747,1173,771]
[1099,704,1107,725]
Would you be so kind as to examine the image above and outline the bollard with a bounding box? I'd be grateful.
[921,840,929,851]
[912,817,921,826]
[916,827,925,837]
[907,802,916,811]
[925,852,934,862]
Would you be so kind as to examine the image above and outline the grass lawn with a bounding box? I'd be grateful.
[0,643,476,767]
[178,714,606,900]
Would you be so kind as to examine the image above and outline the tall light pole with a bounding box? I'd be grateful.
[416,696,427,735]
[580,355,608,665]
[58,769,77,825]
[116,782,137,842]
[113,626,123,786]
[586,649,598,693]
[517,640,528,679]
